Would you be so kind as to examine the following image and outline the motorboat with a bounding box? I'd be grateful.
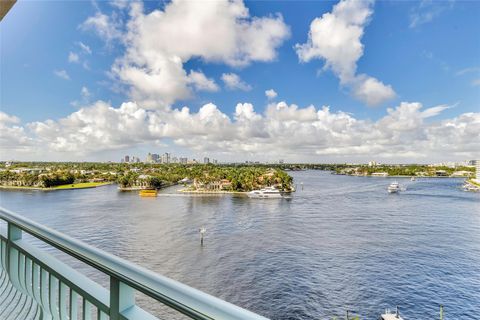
[411,176,416,181]
[387,181,401,193]
[247,186,290,199]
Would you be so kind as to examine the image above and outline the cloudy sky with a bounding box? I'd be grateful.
[1,0,479,163]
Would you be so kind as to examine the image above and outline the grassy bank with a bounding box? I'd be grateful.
[0,182,112,191]
[467,179,480,187]
[51,182,112,190]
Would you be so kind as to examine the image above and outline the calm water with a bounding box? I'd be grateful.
[1,171,479,319]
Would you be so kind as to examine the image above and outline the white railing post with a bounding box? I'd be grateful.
[110,276,135,319]
[6,223,22,287]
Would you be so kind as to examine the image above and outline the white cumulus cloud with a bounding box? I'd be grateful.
[80,12,122,44]
[0,112,33,152]
[352,75,396,106]
[83,0,290,108]
[295,0,396,106]
[187,71,219,92]
[221,73,252,91]
[265,89,278,99]
[4,99,478,162]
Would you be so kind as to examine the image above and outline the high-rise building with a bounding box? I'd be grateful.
[124,155,130,163]
[152,153,160,162]
[179,157,188,164]
[161,153,170,164]
[146,153,153,163]
[204,157,210,164]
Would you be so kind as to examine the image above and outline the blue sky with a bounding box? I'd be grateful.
[0,0,479,162]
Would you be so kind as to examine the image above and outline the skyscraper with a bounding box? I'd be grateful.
[146,153,153,163]
[161,153,170,164]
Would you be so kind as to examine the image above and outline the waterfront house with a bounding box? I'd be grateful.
[435,170,448,176]
[193,178,232,191]
[220,179,232,190]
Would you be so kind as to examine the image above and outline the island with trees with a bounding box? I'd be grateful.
[0,162,294,192]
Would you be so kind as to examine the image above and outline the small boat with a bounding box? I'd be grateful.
[410,176,416,181]
[387,181,401,193]
[380,307,404,320]
[139,189,157,197]
[247,186,291,199]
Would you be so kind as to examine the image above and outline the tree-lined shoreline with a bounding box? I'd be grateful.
[0,162,294,192]
[0,161,474,192]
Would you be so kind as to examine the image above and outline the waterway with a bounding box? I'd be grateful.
[0,171,479,319]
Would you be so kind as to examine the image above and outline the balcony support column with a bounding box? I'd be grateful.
[6,223,22,287]
[110,276,135,319]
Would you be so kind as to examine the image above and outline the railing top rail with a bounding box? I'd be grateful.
[0,207,268,320]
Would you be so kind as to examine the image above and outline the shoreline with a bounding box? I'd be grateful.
[465,179,480,190]
[0,182,113,191]
[179,189,247,194]
[178,188,294,194]
[336,174,470,178]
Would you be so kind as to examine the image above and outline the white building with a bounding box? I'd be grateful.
[146,153,153,163]
[161,153,170,164]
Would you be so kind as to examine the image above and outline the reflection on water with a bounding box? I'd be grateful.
[1,171,479,319]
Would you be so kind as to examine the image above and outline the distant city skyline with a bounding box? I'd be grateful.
[1,0,479,162]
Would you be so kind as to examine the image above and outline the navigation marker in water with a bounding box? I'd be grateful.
[199,226,206,245]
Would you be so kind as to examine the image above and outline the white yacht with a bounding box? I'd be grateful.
[247,186,290,199]
[387,181,401,193]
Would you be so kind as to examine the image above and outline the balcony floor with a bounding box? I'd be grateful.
[0,268,40,320]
